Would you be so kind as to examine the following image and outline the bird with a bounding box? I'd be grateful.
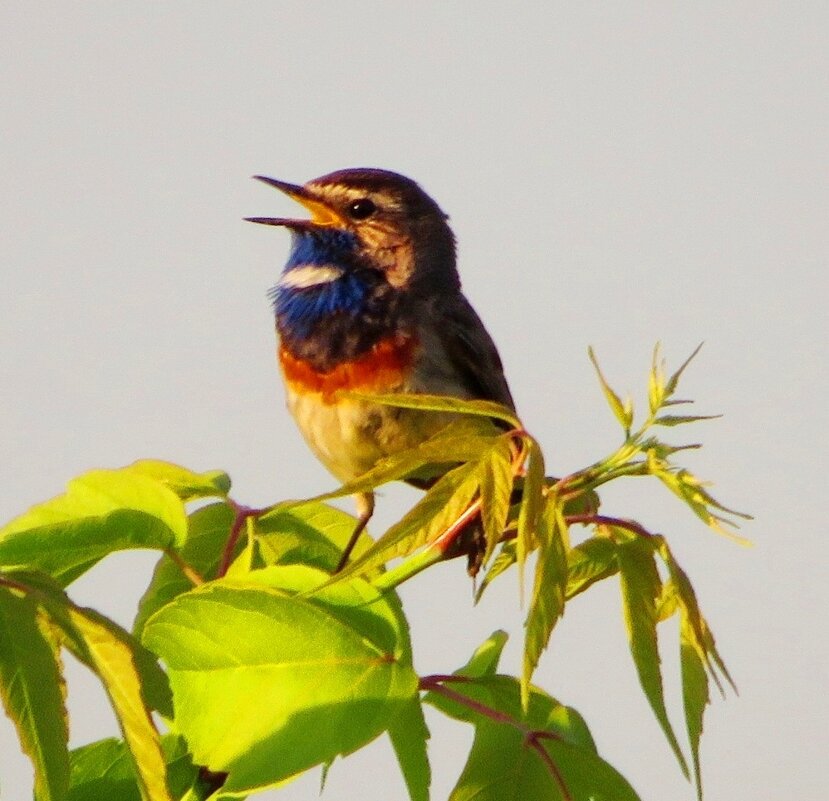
[247,168,515,571]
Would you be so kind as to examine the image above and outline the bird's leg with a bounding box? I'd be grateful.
[334,491,375,573]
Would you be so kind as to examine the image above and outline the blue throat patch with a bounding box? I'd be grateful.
[271,229,371,341]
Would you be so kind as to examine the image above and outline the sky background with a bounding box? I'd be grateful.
[1,4,827,800]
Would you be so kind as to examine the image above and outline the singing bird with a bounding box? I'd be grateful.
[247,169,514,570]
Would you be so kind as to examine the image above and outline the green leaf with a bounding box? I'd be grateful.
[475,542,517,602]
[124,461,231,501]
[523,500,569,701]
[648,343,666,415]
[655,468,751,541]
[0,586,69,801]
[339,391,521,429]
[134,502,234,637]
[256,501,373,574]
[3,570,174,798]
[334,460,482,582]
[0,469,188,585]
[426,676,640,801]
[664,342,704,398]
[654,414,721,427]
[142,572,418,794]
[516,440,545,597]
[616,537,689,778]
[680,614,709,801]
[387,698,431,801]
[66,608,174,801]
[659,542,736,694]
[479,437,515,567]
[588,347,633,432]
[67,735,197,801]
[565,536,618,599]
[458,630,509,679]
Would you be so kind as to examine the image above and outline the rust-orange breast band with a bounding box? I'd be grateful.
[279,335,418,403]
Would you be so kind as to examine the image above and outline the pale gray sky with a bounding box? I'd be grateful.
[1,4,826,800]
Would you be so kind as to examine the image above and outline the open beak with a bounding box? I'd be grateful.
[245,175,345,229]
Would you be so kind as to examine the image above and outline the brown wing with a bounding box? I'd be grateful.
[433,294,516,411]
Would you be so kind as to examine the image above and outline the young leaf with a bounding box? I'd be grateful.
[0,586,69,801]
[339,390,521,430]
[333,460,482,582]
[387,698,431,801]
[616,537,689,778]
[648,343,666,414]
[588,347,633,432]
[479,437,515,567]
[523,500,569,703]
[142,574,418,795]
[0,469,188,585]
[664,342,704,398]
[475,542,517,602]
[565,536,619,599]
[516,440,545,598]
[654,414,721,427]
[680,614,709,801]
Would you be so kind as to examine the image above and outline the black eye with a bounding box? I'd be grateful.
[346,198,377,220]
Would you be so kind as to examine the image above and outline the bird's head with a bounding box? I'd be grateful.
[247,168,458,294]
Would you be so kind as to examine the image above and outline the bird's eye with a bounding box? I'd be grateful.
[346,198,377,220]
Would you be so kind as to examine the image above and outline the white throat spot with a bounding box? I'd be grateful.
[280,265,344,289]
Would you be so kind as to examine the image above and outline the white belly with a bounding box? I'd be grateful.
[285,387,452,483]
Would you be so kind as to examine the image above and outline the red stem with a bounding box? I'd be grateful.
[217,501,269,578]
[564,513,654,539]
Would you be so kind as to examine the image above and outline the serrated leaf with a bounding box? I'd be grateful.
[388,698,431,801]
[523,501,569,702]
[665,343,704,398]
[67,735,197,801]
[617,537,689,778]
[565,536,619,599]
[0,586,69,801]
[124,461,231,501]
[142,573,418,794]
[516,440,545,598]
[680,614,709,801]
[479,437,515,567]
[339,391,521,429]
[475,542,517,602]
[0,469,188,585]
[648,343,666,415]
[654,414,721,427]
[656,469,752,542]
[658,543,736,695]
[588,347,632,431]
[333,460,482,582]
